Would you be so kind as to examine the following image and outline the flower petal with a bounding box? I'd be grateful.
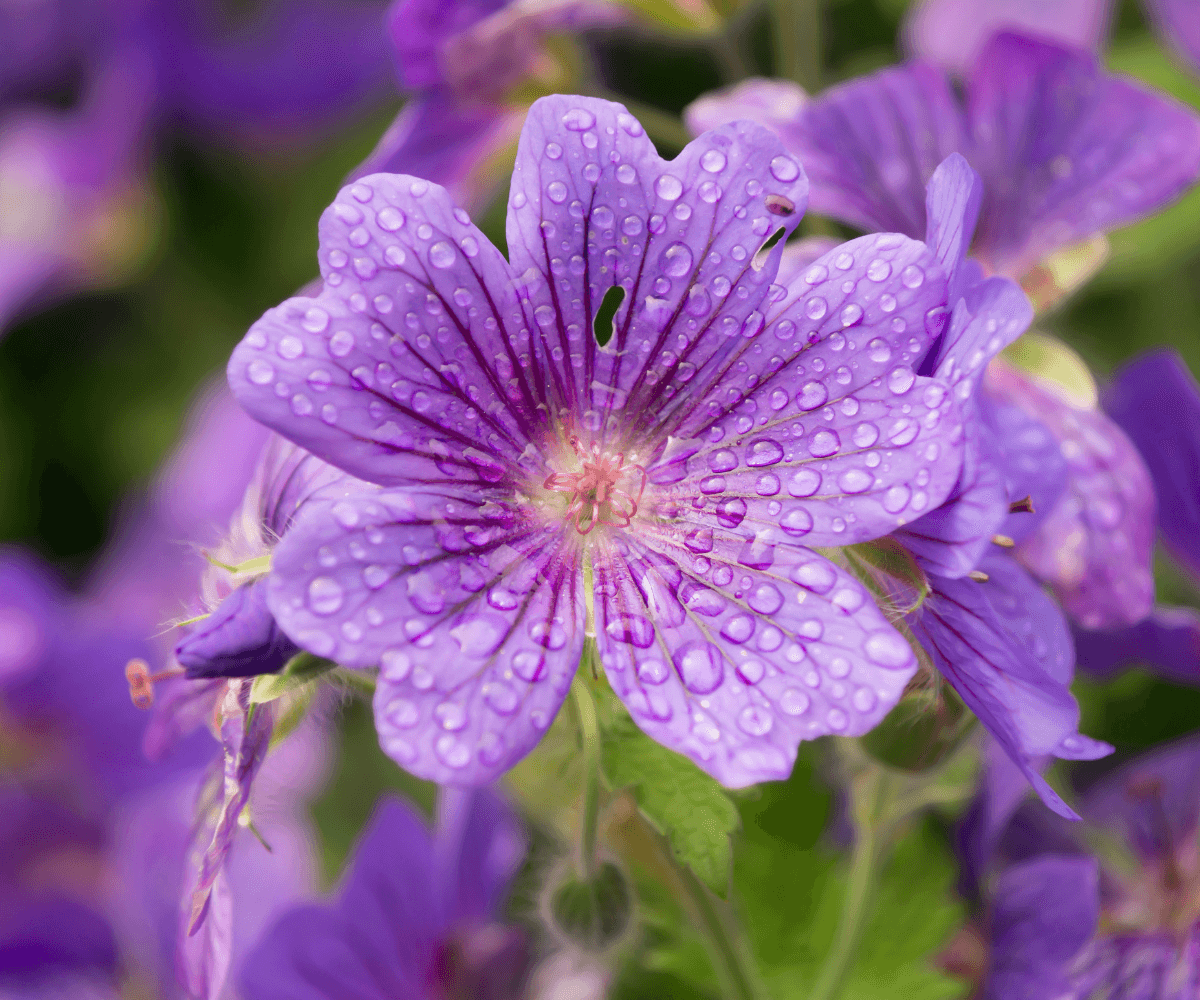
[266,489,584,784]
[1104,349,1200,580]
[174,578,299,679]
[922,152,982,299]
[903,0,1111,77]
[987,855,1099,1000]
[435,786,526,924]
[790,61,966,238]
[646,233,964,547]
[229,170,542,490]
[978,391,1067,544]
[683,77,810,137]
[1145,0,1200,75]
[506,93,808,437]
[967,32,1200,276]
[909,553,1107,818]
[592,530,918,787]
[1073,607,1200,687]
[349,94,524,214]
[988,363,1156,629]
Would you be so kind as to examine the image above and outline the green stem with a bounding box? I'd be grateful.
[675,860,767,1000]
[807,767,891,1000]
[770,0,822,91]
[570,676,602,879]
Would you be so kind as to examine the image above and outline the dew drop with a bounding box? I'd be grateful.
[864,631,912,668]
[901,264,925,288]
[674,641,725,694]
[429,241,455,269]
[660,242,694,277]
[247,359,275,385]
[769,155,800,182]
[562,108,596,131]
[655,174,683,201]
[780,688,810,716]
[308,576,344,615]
[701,149,727,173]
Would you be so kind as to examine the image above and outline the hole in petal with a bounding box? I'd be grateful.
[593,284,626,347]
[752,227,788,271]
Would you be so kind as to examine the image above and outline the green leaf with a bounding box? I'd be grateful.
[595,691,739,897]
[249,651,336,704]
[736,816,968,1000]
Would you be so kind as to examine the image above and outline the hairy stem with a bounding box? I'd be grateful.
[674,860,768,1000]
[570,675,603,879]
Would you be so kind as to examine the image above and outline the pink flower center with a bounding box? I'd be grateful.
[543,437,647,535]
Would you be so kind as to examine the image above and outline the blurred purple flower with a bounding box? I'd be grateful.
[1067,350,1200,685]
[684,33,1200,280]
[962,735,1200,998]
[356,0,626,211]
[987,361,1156,630]
[241,787,528,1000]
[228,94,970,787]
[904,0,1200,79]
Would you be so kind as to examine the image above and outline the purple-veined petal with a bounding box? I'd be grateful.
[506,94,808,437]
[683,77,809,138]
[592,530,918,787]
[178,868,232,1000]
[1067,928,1200,1000]
[775,236,841,287]
[790,61,966,239]
[348,93,525,215]
[1083,734,1200,860]
[229,169,540,491]
[1144,0,1200,75]
[957,737,1041,891]
[978,390,1067,544]
[646,233,964,548]
[967,32,1200,277]
[903,0,1111,77]
[923,152,982,301]
[175,578,299,679]
[896,422,1009,577]
[908,552,1108,819]
[1105,349,1200,580]
[266,488,584,785]
[186,682,275,938]
[986,854,1099,1000]
[987,362,1156,629]
[1073,607,1200,687]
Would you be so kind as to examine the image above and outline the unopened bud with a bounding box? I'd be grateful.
[547,861,632,953]
[860,680,975,772]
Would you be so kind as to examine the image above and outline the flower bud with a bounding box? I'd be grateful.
[547,861,633,953]
[175,578,298,679]
[859,678,975,772]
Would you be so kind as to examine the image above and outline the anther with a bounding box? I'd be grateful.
[1009,496,1035,515]
[992,534,1015,548]
[968,570,990,582]
[125,658,184,710]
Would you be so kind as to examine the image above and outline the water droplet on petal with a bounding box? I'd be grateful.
[738,705,774,736]
[780,688,810,716]
[674,641,725,694]
[901,264,924,288]
[864,631,912,668]
[769,155,800,182]
[429,242,455,268]
[562,108,596,131]
[655,174,683,201]
[660,241,694,277]
[308,577,344,615]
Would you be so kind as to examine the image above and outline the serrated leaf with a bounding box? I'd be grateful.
[249,651,335,704]
[735,816,968,1000]
[598,710,739,897]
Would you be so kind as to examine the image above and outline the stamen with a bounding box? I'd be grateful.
[125,658,184,710]
[544,439,647,535]
[992,534,1016,548]
[1009,496,1035,514]
[967,570,990,582]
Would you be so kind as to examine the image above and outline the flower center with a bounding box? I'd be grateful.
[543,437,647,535]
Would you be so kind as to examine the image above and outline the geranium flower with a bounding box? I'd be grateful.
[685,32,1200,281]
[228,94,970,787]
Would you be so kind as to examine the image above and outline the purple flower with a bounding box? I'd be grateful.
[684,32,1200,280]
[357,0,625,210]
[964,736,1200,998]
[902,0,1112,77]
[228,94,970,786]
[987,360,1156,629]
[240,788,527,1000]
[905,0,1200,79]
